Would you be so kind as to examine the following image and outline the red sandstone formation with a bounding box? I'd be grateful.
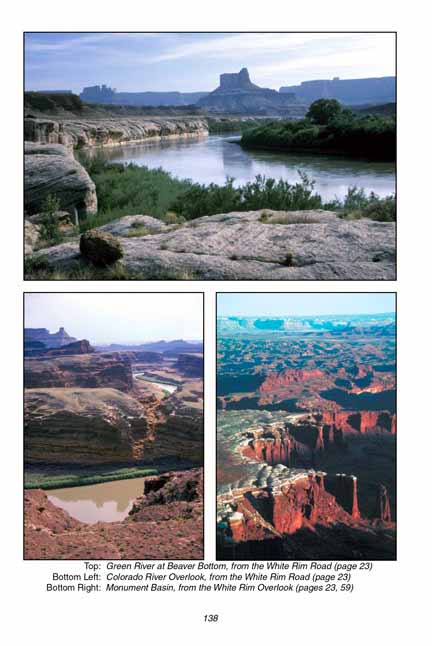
[259,369,325,392]
[375,484,392,523]
[320,410,396,438]
[24,468,203,560]
[335,473,360,520]
[223,471,362,544]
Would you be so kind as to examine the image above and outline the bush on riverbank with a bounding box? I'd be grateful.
[241,99,395,160]
[170,173,324,219]
[80,157,193,231]
[80,158,395,225]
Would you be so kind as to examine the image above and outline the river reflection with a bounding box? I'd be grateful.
[48,477,146,524]
[78,134,395,201]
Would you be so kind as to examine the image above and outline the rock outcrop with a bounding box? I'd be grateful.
[24,221,42,255]
[175,353,203,378]
[24,118,72,147]
[24,353,133,391]
[40,340,94,357]
[198,68,298,114]
[31,210,396,280]
[375,484,392,523]
[130,468,203,511]
[24,117,208,148]
[24,387,146,464]
[320,410,396,437]
[24,143,97,218]
[217,465,395,559]
[24,339,93,358]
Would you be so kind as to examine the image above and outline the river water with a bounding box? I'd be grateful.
[81,133,395,201]
[134,373,178,394]
[47,477,146,523]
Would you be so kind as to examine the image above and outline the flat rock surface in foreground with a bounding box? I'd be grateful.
[33,210,396,280]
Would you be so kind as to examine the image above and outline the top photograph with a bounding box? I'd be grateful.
[23,32,396,281]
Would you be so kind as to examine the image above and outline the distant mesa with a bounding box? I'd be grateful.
[280,76,396,106]
[25,326,77,348]
[80,84,208,107]
[96,339,203,355]
[24,327,95,357]
[198,68,298,114]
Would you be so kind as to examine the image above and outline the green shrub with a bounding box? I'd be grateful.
[39,194,63,243]
[79,159,193,231]
[170,173,322,220]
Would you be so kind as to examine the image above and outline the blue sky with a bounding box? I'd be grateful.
[25,293,203,344]
[24,32,395,93]
[217,293,395,317]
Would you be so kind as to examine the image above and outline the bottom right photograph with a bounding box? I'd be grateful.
[216,292,396,560]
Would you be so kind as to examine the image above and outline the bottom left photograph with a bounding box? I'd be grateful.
[23,292,204,560]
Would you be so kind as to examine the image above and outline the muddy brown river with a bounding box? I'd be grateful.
[48,477,146,524]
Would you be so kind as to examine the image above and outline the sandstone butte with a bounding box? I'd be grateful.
[25,468,203,560]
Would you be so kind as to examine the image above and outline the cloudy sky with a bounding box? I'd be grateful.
[217,293,396,317]
[25,293,203,344]
[25,32,395,93]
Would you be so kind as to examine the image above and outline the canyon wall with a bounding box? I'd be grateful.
[24,353,134,391]
[175,353,204,378]
[24,387,146,464]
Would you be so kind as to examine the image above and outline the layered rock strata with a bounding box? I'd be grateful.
[24,143,97,218]
[24,353,133,391]
[24,387,146,464]
[175,353,204,378]
[24,117,208,148]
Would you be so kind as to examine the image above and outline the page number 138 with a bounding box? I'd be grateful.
[204,615,219,622]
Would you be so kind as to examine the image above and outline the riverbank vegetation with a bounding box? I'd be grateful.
[24,466,159,490]
[240,99,395,160]
[206,117,273,133]
[80,158,395,225]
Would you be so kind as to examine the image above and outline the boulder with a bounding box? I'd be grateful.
[24,142,97,218]
[79,230,123,266]
[32,209,396,280]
